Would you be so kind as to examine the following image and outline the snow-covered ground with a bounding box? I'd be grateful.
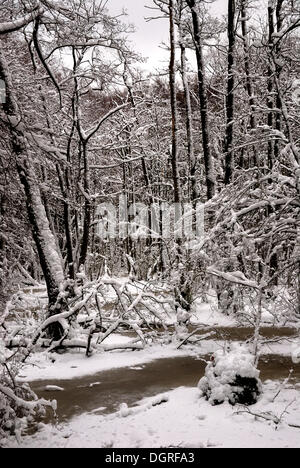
[18,338,195,382]
[7,334,299,449]
[8,382,300,448]
[189,302,236,327]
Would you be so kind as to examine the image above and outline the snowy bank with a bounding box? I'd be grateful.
[9,383,300,448]
[18,341,196,382]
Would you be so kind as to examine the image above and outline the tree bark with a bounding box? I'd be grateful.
[78,141,91,268]
[178,3,198,203]
[186,0,215,200]
[240,0,258,167]
[169,0,181,204]
[274,0,284,160]
[267,1,275,171]
[225,0,236,184]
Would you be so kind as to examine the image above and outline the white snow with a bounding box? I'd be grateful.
[190,301,235,327]
[9,383,300,448]
[198,344,262,405]
[18,341,195,383]
[44,386,64,392]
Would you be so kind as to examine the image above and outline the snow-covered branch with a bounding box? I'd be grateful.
[0,7,43,34]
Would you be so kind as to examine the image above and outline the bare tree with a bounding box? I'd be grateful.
[224,0,236,185]
[0,48,66,339]
[177,0,198,203]
[169,0,182,204]
[186,0,215,200]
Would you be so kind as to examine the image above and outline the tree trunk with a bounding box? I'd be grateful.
[186,0,215,200]
[0,48,65,339]
[79,141,91,268]
[178,5,198,204]
[267,2,275,171]
[267,1,285,283]
[169,0,181,204]
[225,0,236,185]
[240,0,258,167]
[39,86,75,280]
[274,0,284,160]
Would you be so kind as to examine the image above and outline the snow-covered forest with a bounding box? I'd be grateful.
[0,0,300,449]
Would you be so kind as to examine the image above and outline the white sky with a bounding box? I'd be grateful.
[108,0,228,70]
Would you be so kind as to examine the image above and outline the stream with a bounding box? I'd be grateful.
[30,326,300,424]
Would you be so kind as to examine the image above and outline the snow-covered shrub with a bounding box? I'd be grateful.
[0,345,56,446]
[198,344,262,406]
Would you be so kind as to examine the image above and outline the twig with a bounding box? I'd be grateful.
[177,330,215,349]
[271,369,294,403]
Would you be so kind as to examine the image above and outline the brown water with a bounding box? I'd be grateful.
[152,326,298,342]
[31,353,300,424]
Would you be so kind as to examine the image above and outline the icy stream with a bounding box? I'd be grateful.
[30,338,300,424]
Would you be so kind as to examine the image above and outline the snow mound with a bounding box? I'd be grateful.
[198,344,262,406]
[44,385,64,392]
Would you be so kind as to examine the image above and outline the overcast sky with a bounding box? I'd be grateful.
[108,0,228,70]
